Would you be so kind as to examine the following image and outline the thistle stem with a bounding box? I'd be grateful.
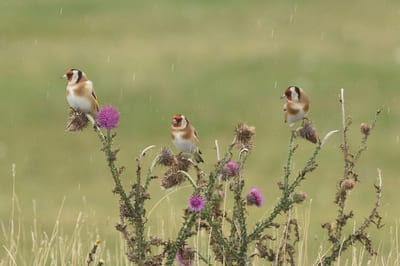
[165,213,197,265]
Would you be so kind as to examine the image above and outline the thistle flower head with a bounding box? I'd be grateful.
[360,123,370,135]
[188,195,206,212]
[160,169,185,189]
[246,187,264,207]
[176,247,195,266]
[160,154,191,189]
[293,192,307,203]
[234,123,256,151]
[66,110,89,132]
[159,147,175,166]
[297,120,318,144]
[340,179,355,191]
[221,160,240,180]
[96,106,120,129]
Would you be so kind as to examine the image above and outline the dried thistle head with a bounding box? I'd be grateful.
[66,110,89,132]
[297,120,318,144]
[234,123,256,150]
[160,153,192,189]
[158,147,175,167]
[175,153,191,172]
[340,179,355,191]
[160,168,185,189]
[360,123,370,135]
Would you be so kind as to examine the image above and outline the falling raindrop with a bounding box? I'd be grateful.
[320,32,325,41]
[34,39,38,45]
[106,56,110,63]
[59,8,63,15]
[274,80,278,88]
[132,72,136,81]
[171,63,175,72]
[396,136,399,143]
[289,14,294,24]
[271,29,275,39]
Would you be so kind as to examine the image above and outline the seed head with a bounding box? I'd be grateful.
[66,110,89,132]
[234,123,256,151]
[159,147,175,167]
[297,120,318,144]
[360,123,370,135]
[340,179,355,191]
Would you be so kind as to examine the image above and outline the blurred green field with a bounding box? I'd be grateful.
[1,0,400,264]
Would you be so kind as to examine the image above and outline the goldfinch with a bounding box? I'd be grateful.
[281,86,310,127]
[61,69,99,116]
[171,114,204,163]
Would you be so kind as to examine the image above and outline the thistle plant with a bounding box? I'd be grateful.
[318,89,384,265]
[76,88,383,265]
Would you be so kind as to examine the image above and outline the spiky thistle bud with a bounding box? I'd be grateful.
[293,192,307,203]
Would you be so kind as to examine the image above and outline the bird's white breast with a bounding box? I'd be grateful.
[172,132,196,153]
[66,86,91,113]
[287,102,308,126]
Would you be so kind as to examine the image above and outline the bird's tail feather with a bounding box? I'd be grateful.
[194,151,204,163]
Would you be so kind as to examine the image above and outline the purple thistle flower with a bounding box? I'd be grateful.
[226,161,239,175]
[176,252,185,266]
[96,106,120,129]
[176,247,194,266]
[246,187,264,207]
[221,160,240,180]
[188,195,206,212]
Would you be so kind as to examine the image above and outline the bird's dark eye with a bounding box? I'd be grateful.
[176,118,182,123]
[67,73,73,79]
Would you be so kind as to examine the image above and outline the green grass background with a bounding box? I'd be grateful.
[1,0,400,263]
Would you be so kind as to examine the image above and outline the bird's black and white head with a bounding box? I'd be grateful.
[61,69,86,85]
[282,86,301,102]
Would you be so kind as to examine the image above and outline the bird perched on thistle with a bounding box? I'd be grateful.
[281,86,310,127]
[61,68,99,117]
[171,114,204,163]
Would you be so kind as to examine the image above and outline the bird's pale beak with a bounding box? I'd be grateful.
[60,74,67,79]
[280,94,286,99]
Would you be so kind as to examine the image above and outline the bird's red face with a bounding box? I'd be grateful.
[284,87,292,100]
[61,69,82,84]
[172,114,183,127]
[66,69,74,81]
